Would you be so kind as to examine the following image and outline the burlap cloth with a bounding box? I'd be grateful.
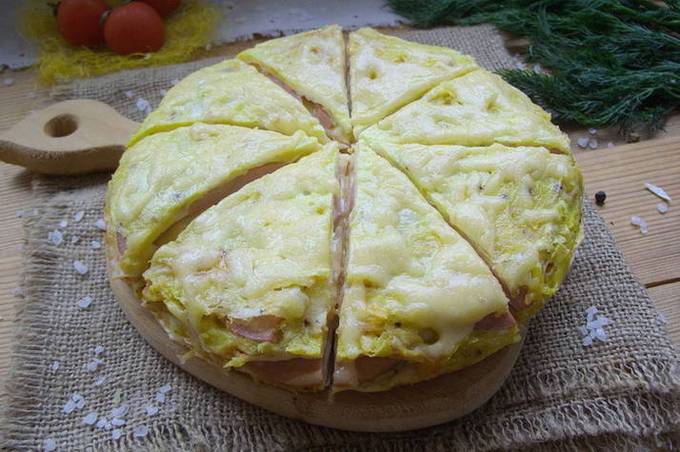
[2,25,679,451]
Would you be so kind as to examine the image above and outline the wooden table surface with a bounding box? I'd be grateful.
[0,46,678,396]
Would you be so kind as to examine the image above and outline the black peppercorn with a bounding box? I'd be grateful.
[595,191,606,206]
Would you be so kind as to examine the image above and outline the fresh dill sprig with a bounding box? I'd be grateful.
[388,0,680,137]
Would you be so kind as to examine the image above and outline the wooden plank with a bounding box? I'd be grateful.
[648,282,680,344]
[575,136,680,286]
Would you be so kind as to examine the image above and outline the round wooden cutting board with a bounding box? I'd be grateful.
[107,242,523,432]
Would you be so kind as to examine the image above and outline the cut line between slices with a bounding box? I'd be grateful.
[245,62,348,146]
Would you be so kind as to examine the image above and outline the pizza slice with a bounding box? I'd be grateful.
[349,27,477,136]
[142,145,340,390]
[128,59,328,146]
[333,145,518,392]
[361,70,571,153]
[106,124,320,278]
[374,142,583,320]
[238,25,352,144]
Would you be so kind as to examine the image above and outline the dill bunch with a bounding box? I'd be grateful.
[388,0,680,137]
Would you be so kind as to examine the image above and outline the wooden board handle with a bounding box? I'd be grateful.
[0,99,139,175]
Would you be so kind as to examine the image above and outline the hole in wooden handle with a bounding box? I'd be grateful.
[44,114,78,138]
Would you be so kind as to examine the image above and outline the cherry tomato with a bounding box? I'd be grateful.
[137,0,181,18]
[103,2,165,55]
[56,0,108,47]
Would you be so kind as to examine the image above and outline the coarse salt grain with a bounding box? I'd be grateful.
[155,392,166,403]
[74,210,85,222]
[112,404,128,418]
[94,345,105,355]
[586,306,598,318]
[112,417,126,426]
[594,327,607,341]
[146,405,159,416]
[630,216,649,234]
[78,296,93,309]
[658,312,668,324]
[74,397,85,410]
[576,137,589,148]
[112,429,123,440]
[587,316,609,329]
[74,260,89,275]
[59,220,68,228]
[43,438,57,452]
[657,202,668,214]
[85,360,99,372]
[95,219,106,230]
[158,384,172,394]
[63,399,77,414]
[82,411,98,425]
[588,128,597,135]
[133,425,149,438]
[50,360,60,371]
[96,418,108,429]
[644,182,671,202]
[94,376,106,386]
[91,240,102,249]
[580,306,610,347]
[588,138,598,149]
[136,98,152,115]
[71,235,80,244]
[48,230,63,246]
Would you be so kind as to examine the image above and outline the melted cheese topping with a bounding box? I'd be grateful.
[349,27,477,133]
[360,70,571,153]
[375,142,583,313]
[128,59,328,146]
[106,124,320,276]
[336,146,509,367]
[142,145,339,365]
[238,25,352,144]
